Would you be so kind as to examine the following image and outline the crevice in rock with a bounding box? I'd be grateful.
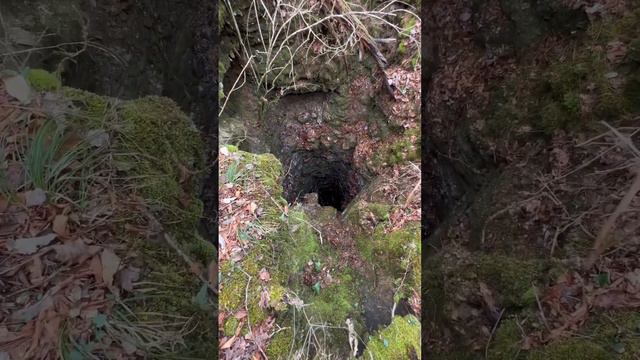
[282,150,362,211]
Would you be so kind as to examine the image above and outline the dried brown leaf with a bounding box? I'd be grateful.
[27,256,43,285]
[9,233,57,255]
[259,268,271,282]
[52,215,68,236]
[607,41,627,64]
[89,255,103,284]
[51,239,101,264]
[0,196,8,213]
[259,288,270,309]
[23,188,46,207]
[122,341,137,355]
[479,281,499,318]
[235,310,248,320]
[2,73,31,104]
[221,335,237,350]
[101,248,121,288]
[593,290,640,309]
[10,294,54,321]
[118,266,141,292]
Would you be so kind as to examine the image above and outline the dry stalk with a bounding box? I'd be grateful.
[584,121,640,268]
[585,167,640,268]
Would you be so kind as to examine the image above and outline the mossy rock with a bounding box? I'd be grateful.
[55,85,215,356]
[277,208,322,274]
[26,69,61,91]
[344,201,392,230]
[366,315,421,359]
[219,250,270,327]
[307,270,362,326]
[217,150,363,355]
[488,303,640,360]
[63,87,111,127]
[316,206,338,223]
[370,128,421,169]
[120,96,203,176]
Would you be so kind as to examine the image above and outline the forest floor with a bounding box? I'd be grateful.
[425,1,640,358]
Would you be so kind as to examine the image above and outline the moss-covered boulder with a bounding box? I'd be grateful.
[26,68,61,91]
[15,69,217,358]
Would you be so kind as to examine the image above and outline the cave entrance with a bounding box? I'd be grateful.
[283,150,363,211]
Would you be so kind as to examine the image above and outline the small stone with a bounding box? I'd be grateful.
[24,188,46,207]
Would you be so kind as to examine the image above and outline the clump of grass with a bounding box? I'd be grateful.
[24,120,107,204]
[25,121,82,190]
[225,159,242,183]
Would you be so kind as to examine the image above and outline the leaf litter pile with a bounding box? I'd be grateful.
[0,76,214,359]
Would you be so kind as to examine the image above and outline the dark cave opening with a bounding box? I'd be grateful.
[317,178,345,209]
[282,150,363,211]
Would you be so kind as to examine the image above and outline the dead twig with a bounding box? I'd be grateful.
[484,308,506,359]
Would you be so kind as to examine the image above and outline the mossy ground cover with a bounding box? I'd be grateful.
[80,88,216,357]
[218,146,372,358]
[365,315,421,360]
[218,143,424,358]
[487,311,640,360]
[484,9,640,139]
[26,68,61,91]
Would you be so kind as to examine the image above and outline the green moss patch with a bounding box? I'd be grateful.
[370,128,420,169]
[476,255,545,308]
[486,308,640,360]
[266,328,294,359]
[488,318,523,360]
[26,69,61,91]
[366,315,421,360]
[528,340,609,360]
[356,223,421,280]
